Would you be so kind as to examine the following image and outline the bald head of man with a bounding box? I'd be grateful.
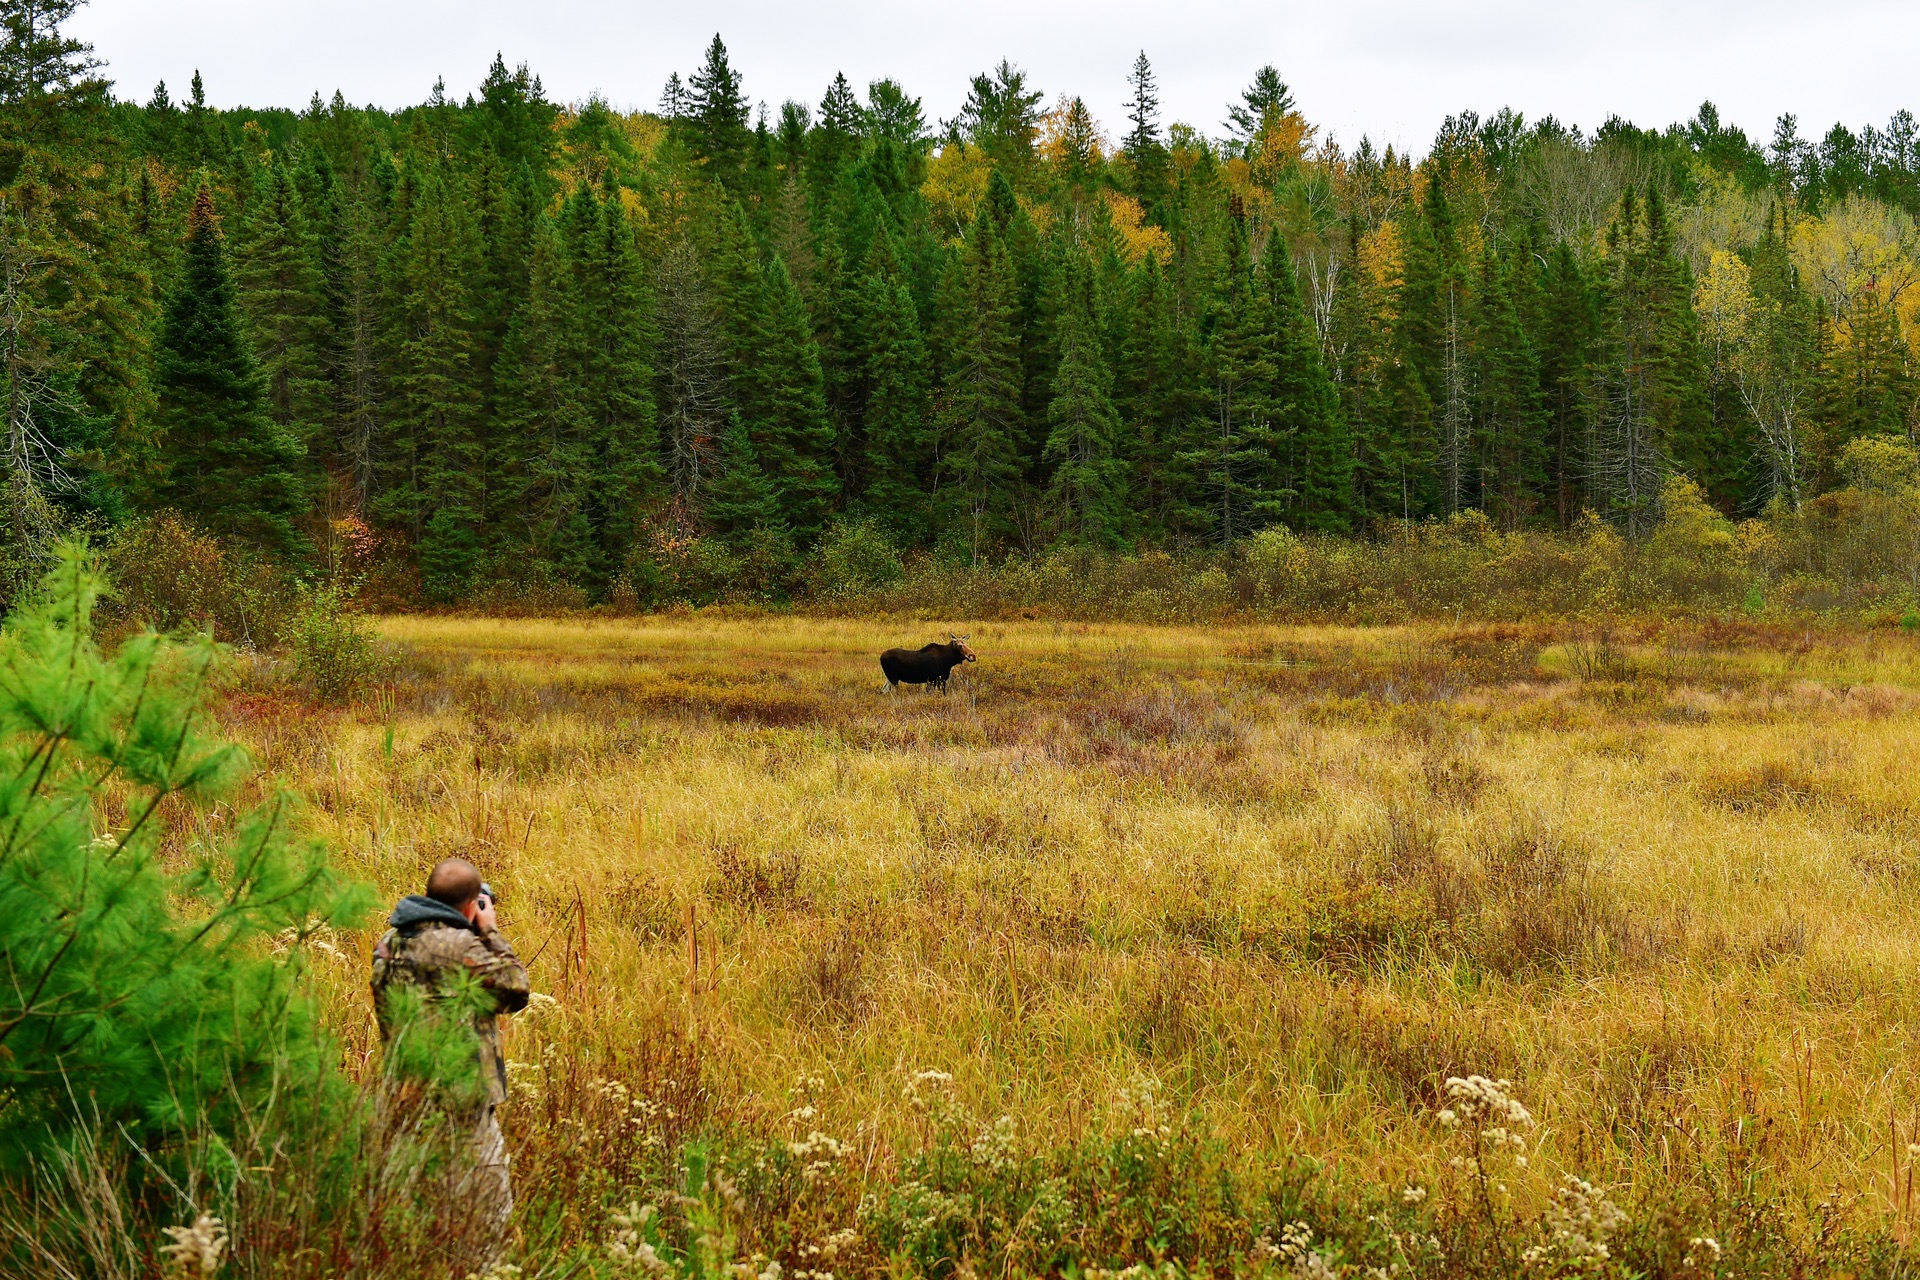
[426,857,483,909]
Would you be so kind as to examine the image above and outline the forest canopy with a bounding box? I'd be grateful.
[8,0,1920,604]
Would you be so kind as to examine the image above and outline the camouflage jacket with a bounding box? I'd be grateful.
[371,895,531,1106]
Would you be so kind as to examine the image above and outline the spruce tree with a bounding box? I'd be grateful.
[937,208,1024,560]
[705,411,779,539]
[809,73,863,207]
[1400,180,1472,516]
[493,219,592,579]
[469,53,557,186]
[753,255,838,539]
[1122,51,1167,210]
[1595,186,1710,534]
[1470,244,1547,527]
[154,184,305,552]
[0,0,140,549]
[1259,233,1352,531]
[564,187,660,580]
[1112,254,1195,536]
[688,34,750,189]
[396,164,484,599]
[236,155,328,478]
[1729,214,1818,510]
[1815,280,1912,485]
[1043,257,1123,545]
[858,273,932,541]
[1173,216,1272,543]
[334,177,387,511]
[1537,241,1595,527]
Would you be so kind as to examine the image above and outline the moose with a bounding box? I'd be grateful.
[880,634,977,694]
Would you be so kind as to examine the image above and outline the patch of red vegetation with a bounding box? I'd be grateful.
[217,691,317,724]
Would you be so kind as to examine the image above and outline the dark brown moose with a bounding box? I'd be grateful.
[880,634,977,694]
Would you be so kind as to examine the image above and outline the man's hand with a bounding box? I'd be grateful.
[473,893,498,933]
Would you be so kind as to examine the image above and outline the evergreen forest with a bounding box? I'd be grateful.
[10,1,1920,603]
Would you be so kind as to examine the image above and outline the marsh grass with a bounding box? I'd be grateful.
[204,614,1920,1276]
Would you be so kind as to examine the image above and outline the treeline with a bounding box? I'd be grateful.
[8,0,1920,603]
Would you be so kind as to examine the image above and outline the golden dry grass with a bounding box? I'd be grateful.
[225,614,1920,1274]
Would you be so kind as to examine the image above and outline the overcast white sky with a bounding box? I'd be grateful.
[73,0,1920,157]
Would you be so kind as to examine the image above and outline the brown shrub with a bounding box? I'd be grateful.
[102,512,292,646]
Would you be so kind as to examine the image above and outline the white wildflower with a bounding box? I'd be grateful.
[969,1114,1018,1171]
[1402,1186,1426,1204]
[815,1228,858,1259]
[1532,1176,1628,1270]
[159,1215,228,1276]
[787,1131,847,1182]
[607,1202,670,1276]
[1271,1220,1337,1275]
[1441,1076,1534,1130]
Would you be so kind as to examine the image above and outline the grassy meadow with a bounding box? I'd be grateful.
[222,613,1920,1276]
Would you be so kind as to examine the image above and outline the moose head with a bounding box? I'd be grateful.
[949,633,977,662]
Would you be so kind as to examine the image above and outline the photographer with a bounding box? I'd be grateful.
[370,857,530,1251]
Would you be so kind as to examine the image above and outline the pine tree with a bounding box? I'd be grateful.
[0,545,371,1174]
[1225,66,1293,157]
[937,208,1024,560]
[154,184,305,551]
[1043,256,1123,545]
[955,61,1044,173]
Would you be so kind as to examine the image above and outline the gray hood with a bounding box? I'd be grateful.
[388,895,474,931]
